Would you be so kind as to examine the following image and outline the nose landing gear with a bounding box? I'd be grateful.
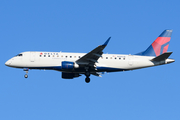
[23,68,29,78]
[24,74,28,78]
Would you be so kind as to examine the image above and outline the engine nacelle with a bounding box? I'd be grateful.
[62,72,81,79]
[61,61,79,70]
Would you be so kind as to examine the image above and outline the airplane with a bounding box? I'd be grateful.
[5,30,175,83]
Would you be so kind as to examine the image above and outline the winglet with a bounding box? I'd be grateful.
[102,37,111,46]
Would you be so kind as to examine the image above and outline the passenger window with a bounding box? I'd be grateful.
[119,58,121,60]
[106,57,108,59]
[48,55,50,57]
[40,55,42,57]
[79,56,80,58]
[44,55,46,57]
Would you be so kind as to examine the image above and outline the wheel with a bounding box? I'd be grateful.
[85,77,90,83]
[24,74,28,78]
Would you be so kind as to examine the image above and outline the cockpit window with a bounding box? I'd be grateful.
[16,54,23,57]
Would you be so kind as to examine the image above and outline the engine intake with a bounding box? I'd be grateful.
[61,61,79,70]
[62,61,74,70]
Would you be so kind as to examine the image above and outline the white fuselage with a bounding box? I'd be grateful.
[5,30,175,82]
[5,51,174,73]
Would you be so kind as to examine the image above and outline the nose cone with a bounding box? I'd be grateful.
[5,59,12,66]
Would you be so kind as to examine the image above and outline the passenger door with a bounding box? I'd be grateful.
[128,55,133,66]
[30,52,36,62]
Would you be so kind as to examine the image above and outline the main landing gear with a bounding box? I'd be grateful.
[23,68,29,78]
[85,71,90,83]
[85,77,90,83]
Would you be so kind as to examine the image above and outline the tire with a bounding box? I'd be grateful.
[24,74,28,78]
[85,77,90,83]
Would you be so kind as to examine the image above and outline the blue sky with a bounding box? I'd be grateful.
[1,0,180,120]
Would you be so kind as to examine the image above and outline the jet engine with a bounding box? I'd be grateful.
[61,61,79,70]
[62,72,81,79]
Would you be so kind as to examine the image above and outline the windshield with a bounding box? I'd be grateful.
[15,54,23,57]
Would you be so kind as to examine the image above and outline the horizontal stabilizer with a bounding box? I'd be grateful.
[151,52,172,61]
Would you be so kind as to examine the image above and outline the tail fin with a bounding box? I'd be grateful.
[136,30,172,56]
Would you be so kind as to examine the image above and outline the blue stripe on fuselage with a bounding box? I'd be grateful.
[26,66,127,72]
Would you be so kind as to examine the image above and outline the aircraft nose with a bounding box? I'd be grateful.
[5,59,12,66]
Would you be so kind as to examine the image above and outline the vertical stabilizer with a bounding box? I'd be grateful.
[136,30,172,56]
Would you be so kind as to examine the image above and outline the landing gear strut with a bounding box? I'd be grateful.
[85,71,90,83]
[23,68,29,78]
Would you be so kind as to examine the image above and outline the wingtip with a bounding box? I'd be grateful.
[103,37,111,46]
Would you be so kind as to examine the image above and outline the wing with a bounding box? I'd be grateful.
[76,37,111,67]
[91,72,106,77]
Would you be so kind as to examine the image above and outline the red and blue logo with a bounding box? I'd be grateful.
[136,30,172,56]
